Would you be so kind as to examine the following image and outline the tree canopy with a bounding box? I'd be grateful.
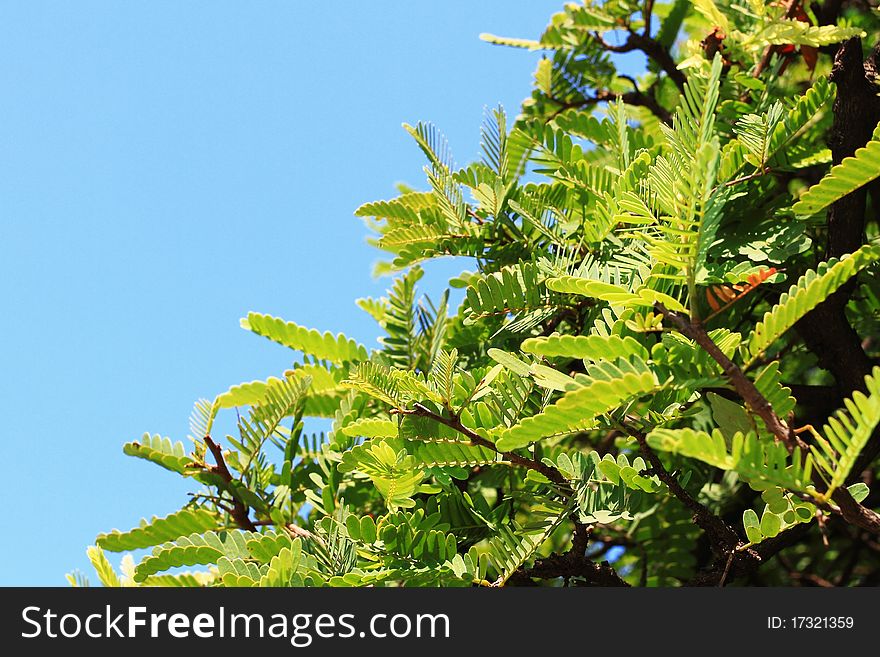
[75,1,880,588]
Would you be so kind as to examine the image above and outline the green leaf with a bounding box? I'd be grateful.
[811,366,880,496]
[848,483,870,504]
[241,312,368,363]
[648,427,734,470]
[793,138,880,216]
[520,334,649,362]
[122,434,194,475]
[411,439,499,469]
[259,541,308,587]
[497,369,658,450]
[708,392,754,442]
[759,20,864,48]
[465,263,560,325]
[546,276,687,312]
[479,33,544,50]
[97,508,223,552]
[487,348,532,377]
[245,531,295,563]
[360,516,378,543]
[760,508,782,538]
[742,509,762,543]
[338,440,426,510]
[746,244,880,366]
[217,557,263,587]
[86,546,122,587]
[648,429,814,493]
[340,417,399,439]
[133,530,251,582]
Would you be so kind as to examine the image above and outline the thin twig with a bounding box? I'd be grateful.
[718,549,736,587]
[204,435,257,532]
[405,404,570,489]
[654,303,796,447]
[592,30,687,91]
[655,303,880,534]
[626,421,740,552]
[751,0,803,81]
[547,85,673,124]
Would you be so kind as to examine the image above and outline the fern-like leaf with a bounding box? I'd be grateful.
[86,546,122,587]
[123,433,194,475]
[648,429,814,493]
[97,507,224,552]
[746,244,880,366]
[241,312,368,363]
[520,334,649,361]
[793,137,880,216]
[546,276,687,313]
[134,530,251,582]
[497,369,658,451]
[812,366,880,496]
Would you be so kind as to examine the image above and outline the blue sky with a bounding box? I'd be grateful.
[0,1,564,585]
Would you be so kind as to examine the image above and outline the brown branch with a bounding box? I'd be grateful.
[548,85,672,124]
[627,422,740,552]
[655,303,880,534]
[751,0,803,81]
[722,167,771,188]
[204,435,257,532]
[511,553,630,587]
[688,522,814,586]
[594,31,686,91]
[642,0,655,38]
[655,303,796,447]
[778,554,836,587]
[406,404,570,489]
[510,523,630,587]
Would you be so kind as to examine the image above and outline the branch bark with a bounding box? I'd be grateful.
[204,435,257,532]
[795,37,880,479]
[549,86,672,125]
[597,31,687,91]
[627,423,741,552]
[655,303,797,447]
[655,303,880,535]
[510,522,630,587]
[407,404,570,489]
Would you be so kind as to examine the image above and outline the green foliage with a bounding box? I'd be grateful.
[122,434,196,475]
[811,367,880,497]
[746,244,880,367]
[78,2,880,588]
[97,508,224,552]
[497,364,659,450]
[241,312,368,363]
[134,530,251,582]
[520,334,649,361]
[647,428,815,494]
[86,546,122,588]
[793,137,880,216]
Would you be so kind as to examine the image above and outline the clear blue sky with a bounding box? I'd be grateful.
[0,1,564,585]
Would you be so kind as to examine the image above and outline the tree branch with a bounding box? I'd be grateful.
[510,523,630,587]
[405,404,570,489]
[655,303,797,447]
[204,435,257,532]
[549,85,672,124]
[687,522,814,586]
[655,303,880,534]
[626,422,741,552]
[751,0,803,80]
[594,31,687,91]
